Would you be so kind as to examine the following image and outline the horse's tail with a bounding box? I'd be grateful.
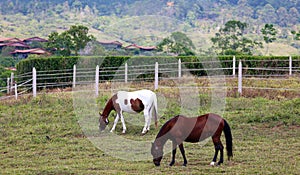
[223,119,233,161]
[152,93,158,128]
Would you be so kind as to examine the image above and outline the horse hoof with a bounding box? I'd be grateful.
[210,162,216,166]
[141,130,148,135]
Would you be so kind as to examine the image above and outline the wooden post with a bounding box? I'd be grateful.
[178,59,182,78]
[238,60,242,95]
[95,65,99,97]
[32,67,37,98]
[154,62,158,90]
[125,62,128,83]
[73,65,76,88]
[233,56,236,77]
[289,56,292,76]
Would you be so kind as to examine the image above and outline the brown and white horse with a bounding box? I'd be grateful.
[151,113,233,166]
[99,89,158,134]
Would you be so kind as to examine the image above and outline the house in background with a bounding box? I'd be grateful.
[125,44,156,52]
[124,44,156,56]
[0,37,23,43]
[1,36,158,57]
[22,37,48,45]
[22,37,48,50]
[0,41,30,50]
[0,38,30,54]
[0,36,50,58]
[98,40,123,50]
[10,48,51,58]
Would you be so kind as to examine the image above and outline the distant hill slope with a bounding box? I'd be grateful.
[0,0,299,55]
[0,0,299,26]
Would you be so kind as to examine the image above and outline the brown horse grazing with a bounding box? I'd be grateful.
[151,113,233,167]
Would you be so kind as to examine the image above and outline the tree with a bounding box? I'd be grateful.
[257,4,277,24]
[47,31,73,56]
[67,25,95,55]
[289,7,300,26]
[291,30,300,40]
[236,0,254,19]
[261,24,277,55]
[276,7,289,27]
[47,25,95,56]
[211,20,262,55]
[71,0,82,11]
[157,32,195,56]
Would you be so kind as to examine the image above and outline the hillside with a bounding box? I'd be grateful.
[0,0,299,55]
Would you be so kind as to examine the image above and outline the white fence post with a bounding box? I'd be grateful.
[7,78,10,94]
[95,65,99,97]
[14,84,18,100]
[233,56,236,77]
[32,67,37,98]
[10,72,14,95]
[238,60,242,95]
[154,62,158,90]
[73,65,76,88]
[178,59,182,78]
[125,62,128,83]
[289,56,292,76]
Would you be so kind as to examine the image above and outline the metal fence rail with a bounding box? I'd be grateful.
[1,56,300,100]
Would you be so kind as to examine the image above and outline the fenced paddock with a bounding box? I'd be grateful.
[1,56,300,100]
[1,57,300,175]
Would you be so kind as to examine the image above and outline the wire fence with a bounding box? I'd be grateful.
[1,57,300,100]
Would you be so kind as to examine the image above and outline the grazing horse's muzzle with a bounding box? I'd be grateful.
[99,115,109,131]
[153,160,160,166]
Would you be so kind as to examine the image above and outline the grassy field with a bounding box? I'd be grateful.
[0,86,300,174]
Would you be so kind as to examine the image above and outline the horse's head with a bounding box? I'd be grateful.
[99,113,109,132]
[151,142,163,166]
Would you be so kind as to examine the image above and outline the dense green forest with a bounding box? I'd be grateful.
[0,0,299,25]
[0,0,299,55]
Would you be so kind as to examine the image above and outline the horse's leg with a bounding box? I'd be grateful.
[210,136,219,166]
[110,113,120,132]
[169,141,177,166]
[120,113,126,134]
[146,106,153,131]
[142,109,150,134]
[210,146,218,166]
[217,142,224,165]
[211,136,224,166]
[178,143,187,166]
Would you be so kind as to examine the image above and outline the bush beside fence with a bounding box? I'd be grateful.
[16,55,300,81]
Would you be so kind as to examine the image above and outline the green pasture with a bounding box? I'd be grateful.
[0,87,299,174]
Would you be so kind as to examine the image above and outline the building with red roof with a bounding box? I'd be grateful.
[10,48,51,58]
